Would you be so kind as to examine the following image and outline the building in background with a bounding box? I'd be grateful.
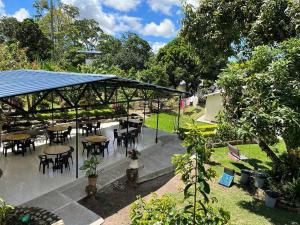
[198,90,223,123]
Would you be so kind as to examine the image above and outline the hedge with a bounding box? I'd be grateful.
[178,124,218,140]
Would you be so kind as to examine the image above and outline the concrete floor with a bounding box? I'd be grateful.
[0,123,164,205]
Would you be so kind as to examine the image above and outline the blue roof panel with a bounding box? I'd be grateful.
[0,70,116,98]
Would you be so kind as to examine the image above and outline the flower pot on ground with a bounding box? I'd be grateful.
[80,156,101,188]
[254,172,267,188]
[265,190,279,208]
[240,169,252,185]
[126,149,141,186]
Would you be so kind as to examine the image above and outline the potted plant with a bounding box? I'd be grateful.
[80,156,101,187]
[240,169,252,185]
[265,190,280,208]
[0,197,14,225]
[128,149,140,169]
[126,149,141,186]
[254,172,267,188]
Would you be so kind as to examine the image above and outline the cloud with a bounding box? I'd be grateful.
[62,0,116,34]
[102,0,141,12]
[0,0,5,16]
[147,0,180,15]
[142,19,177,38]
[147,0,198,15]
[62,0,177,39]
[186,0,198,7]
[12,8,30,21]
[114,15,143,33]
[151,42,166,54]
[0,0,29,21]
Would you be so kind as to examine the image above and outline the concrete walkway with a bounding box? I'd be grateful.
[22,134,185,225]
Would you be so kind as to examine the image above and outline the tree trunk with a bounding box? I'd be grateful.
[258,139,281,170]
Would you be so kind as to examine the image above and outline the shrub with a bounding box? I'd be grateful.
[178,124,217,140]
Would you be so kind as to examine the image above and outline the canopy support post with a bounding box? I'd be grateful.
[155,97,160,143]
[75,107,79,179]
[177,95,181,132]
[126,99,129,157]
[51,92,54,125]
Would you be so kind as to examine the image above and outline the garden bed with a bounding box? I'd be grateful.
[78,172,177,221]
[6,207,62,225]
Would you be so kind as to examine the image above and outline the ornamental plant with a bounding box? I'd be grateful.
[130,123,230,225]
[0,197,14,225]
[80,156,101,178]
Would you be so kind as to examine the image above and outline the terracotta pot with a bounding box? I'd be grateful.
[88,176,98,187]
[129,159,139,169]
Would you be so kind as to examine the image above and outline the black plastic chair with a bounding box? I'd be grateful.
[68,146,74,164]
[3,142,15,157]
[82,141,94,157]
[93,122,101,134]
[45,130,55,145]
[38,155,54,174]
[83,123,93,136]
[57,153,70,173]
[113,129,122,146]
[60,126,72,143]
[103,140,110,156]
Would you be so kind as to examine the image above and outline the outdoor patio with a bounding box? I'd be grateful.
[0,122,169,206]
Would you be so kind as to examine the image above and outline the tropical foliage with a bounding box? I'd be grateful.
[218,38,300,173]
[80,156,101,178]
[131,124,230,224]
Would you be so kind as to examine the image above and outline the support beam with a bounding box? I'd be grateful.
[0,98,27,113]
[55,90,74,107]
[75,107,79,179]
[155,97,160,143]
[28,91,51,112]
[75,84,88,106]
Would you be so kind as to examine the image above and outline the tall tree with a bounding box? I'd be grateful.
[0,17,52,61]
[218,38,300,170]
[156,37,201,92]
[115,33,152,72]
[16,19,52,61]
[181,0,300,79]
[37,3,103,65]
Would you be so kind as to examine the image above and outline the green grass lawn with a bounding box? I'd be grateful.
[145,106,206,133]
[209,141,300,225]
[145,106,300,224]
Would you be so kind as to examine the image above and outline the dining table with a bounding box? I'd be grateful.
[43,145,71,170]
[2,133,31,155]
[84,135,108,143]
[84,135,108,156]
[47,125,69,143]
[117,127,137,135]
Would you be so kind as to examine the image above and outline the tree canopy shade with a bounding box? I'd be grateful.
[218,38,300,169]
[156,37,201,92]
[0,18,52,61]
[181,0,300,79]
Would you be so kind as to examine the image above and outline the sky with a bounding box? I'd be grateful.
[0,0,197,53]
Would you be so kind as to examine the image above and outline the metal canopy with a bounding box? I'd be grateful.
[0,70,116,99]
[0,69,185,99]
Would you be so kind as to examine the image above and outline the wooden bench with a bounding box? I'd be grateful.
[227,144,248,161]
